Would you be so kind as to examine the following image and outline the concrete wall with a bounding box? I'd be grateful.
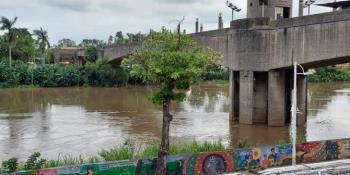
[194,9,350,71]
[247,0,293,19]
[103,43,140,63]
[5,138,350,175]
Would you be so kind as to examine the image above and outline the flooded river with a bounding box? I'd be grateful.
[0,82,350,160]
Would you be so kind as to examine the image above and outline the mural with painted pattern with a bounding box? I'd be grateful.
[2,139,350,175]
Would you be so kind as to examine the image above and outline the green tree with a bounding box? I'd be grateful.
[0,16,18,67]
[123,29,218,174]
[79,39,105,47]
[12,28,38,61]
[57,38,76,47]
[108,35,114,45]
[84,46,98,62]
[33,27,50,64]
[115,31,124,44]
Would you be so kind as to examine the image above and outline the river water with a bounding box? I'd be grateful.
[0,82,349,161]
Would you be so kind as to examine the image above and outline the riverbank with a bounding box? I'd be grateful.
[0,60,229,88]
[0,140,225,173]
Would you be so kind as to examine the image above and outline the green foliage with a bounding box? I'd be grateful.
[24,152,46,171]
[0,60,129,88]
[203,63,229,81]
[236,138,254,148]
[123,29,218,104]
[84,46,98,62]
[79,39,105,47]
[3,140,225,172]
[1,158,18,173]
[84,59,129,87]
[309,66,350,82]
[57,38,76,47]
[33,64,83,87]
[99,139,136,161]
[0,28,37,62]
[0,60,31,87]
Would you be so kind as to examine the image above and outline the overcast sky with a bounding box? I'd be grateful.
[0,0,333,44]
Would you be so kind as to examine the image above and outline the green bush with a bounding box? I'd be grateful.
[202,64,229,81]
[1,158,18,173]
[0,59,129,88]
[84,59,128,87]
[24,152,46,171]
[309,66,350,82]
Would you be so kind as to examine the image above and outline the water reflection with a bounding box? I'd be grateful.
[0,82,350,161]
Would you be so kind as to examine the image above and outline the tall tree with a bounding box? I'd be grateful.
[0,16,18,67]
[123,29,218,174]
[108,35,114,45]
[115,31,124,44]
[33,27,50,64]
[80,39,105,47]
[57,38,76,47]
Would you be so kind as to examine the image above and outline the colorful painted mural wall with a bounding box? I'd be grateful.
[3,139,350,175]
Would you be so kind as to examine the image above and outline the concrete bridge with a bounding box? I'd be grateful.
[103,42,140,64]
[104,3,350,126]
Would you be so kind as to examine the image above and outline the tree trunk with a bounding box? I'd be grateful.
[9,45,12,67]
[155,96,173,175]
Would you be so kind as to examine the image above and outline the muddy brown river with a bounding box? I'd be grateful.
[0,82,349,160]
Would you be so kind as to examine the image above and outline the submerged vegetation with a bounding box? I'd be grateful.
[0,140,225,173]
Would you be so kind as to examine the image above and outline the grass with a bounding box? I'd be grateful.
[1,139,227,173]
[2,136,306,173]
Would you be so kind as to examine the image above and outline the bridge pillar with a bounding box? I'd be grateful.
[229,70,239,122]
[239,71,254,124]
[268,70,287,126]
[297,75,308,126]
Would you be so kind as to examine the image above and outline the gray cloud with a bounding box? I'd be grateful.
[37,0,94,11]
[0,0,334,44]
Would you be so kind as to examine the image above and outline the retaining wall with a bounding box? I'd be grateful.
[3,138,350,175]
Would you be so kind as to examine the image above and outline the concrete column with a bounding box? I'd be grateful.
[229,70,239,122]
[297,75,307,126]
[253,72,268,123]
[268,70,286,126]
[239,70,254,124]
[299,0,304,17]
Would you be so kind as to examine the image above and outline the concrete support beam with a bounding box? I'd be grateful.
[297,75,307,126]
[229,70,240,122]
[253,72,268,123]
[268,70,286,126]
[239,71,254,124]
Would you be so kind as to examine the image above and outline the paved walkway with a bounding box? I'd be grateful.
[226,159,350,175]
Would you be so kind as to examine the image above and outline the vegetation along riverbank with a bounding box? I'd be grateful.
[0,140,225,173]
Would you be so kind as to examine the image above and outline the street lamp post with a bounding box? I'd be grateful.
[304,0,317,15]
[291,62,314,166]
[226,1,241,21]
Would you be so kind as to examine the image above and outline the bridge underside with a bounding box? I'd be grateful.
[104,10,350,126]
[229,69,307,126]
[192,10,350,126]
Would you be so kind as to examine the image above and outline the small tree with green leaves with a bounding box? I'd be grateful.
[1,158,18,173]
[123,29,219,174]
[0,16,18,67]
